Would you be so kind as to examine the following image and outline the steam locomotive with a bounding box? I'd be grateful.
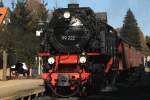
[37,4,145,97]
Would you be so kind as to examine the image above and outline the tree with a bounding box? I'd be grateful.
[10,1,37,64]
[120,9,142,48]
[0,0,48,65]
[26,0,48,22]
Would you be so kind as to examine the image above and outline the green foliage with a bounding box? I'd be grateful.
[0,1,48,65]
[120,9,142,48]
[10,2,35,63]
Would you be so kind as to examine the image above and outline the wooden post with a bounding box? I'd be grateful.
[2,50,7,81]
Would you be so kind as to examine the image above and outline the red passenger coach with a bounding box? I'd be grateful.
[114,39,145,86]
[117,39,144,70]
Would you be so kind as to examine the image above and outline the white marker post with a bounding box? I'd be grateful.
[2,50,7,81]
[38,57,41,75]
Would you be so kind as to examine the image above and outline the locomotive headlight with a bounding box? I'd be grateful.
[79,56,87,64]
[64,12,70,19]
[48,57,55,64]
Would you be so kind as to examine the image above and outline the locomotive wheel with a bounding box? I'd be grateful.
[44,81,52,96]
[100,71,118,92]
[80,86,87,97]
[100,59,119,93]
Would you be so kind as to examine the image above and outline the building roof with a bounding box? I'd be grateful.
[0,7,8,25]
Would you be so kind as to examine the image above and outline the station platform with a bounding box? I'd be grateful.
[0,79,45,100]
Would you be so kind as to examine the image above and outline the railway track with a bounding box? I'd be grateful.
[0,73,149,100]
[34,85,150,100]
[0,78,149,100]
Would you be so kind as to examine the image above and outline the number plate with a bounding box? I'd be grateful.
[61,36,76,41]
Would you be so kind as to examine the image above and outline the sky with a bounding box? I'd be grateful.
[3,0,150,36]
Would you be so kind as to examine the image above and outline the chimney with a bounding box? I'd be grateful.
[68,4,79,8]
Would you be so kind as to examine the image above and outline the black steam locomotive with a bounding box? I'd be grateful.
[38,4,144,97]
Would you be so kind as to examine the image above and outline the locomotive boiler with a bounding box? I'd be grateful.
[37,3,145,97]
